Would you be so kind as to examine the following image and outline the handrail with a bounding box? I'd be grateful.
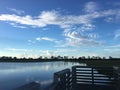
[72,66,117,85]
[54,69,72,90]
[45,66,119,90]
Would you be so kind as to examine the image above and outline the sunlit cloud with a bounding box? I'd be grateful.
[0,1,120,48]
[35,37,56,42]
[0,9,119,29]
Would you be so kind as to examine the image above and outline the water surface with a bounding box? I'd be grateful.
[0,61,85,90]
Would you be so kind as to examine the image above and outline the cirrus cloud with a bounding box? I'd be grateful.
[0,1,120,47]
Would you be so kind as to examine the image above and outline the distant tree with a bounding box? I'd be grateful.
[92,56,95,59]
[72,56,75,59]
[13,57,17,60]
[57,55,62,59]
[64,56,68,59]
[78,57,82,60]
[44,57,48,59]
[51,56,55,59]
[103,57,106,59]
[97,56,101,59]
[109,56,112,59]
[82,56,85,59]
[88,56,90,59]
[39,56,42,59]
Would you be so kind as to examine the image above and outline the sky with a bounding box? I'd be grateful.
[0,0,120,58]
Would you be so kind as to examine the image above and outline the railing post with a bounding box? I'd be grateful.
[54,73,59,84]
[72,66,76,89]
[53,69,71,90]
[92,67,94,85]
[116,68,120,90]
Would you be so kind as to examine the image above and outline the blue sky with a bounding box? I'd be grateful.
[0,0,120,58]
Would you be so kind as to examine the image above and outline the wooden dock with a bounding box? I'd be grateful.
[46,66,120,90]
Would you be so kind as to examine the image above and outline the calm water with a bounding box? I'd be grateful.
[0,61,86,90]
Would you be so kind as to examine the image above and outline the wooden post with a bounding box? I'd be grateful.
[92,67,94,85]
[53,69,70,90]
[72,66,76,89]
[54,73,59,84]
[116,68,120,90]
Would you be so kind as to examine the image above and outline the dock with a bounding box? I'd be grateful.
[46,66,120,90]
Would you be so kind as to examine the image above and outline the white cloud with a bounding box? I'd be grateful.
[55,48,78,53]
[36,37,41,41]
[0,4,120,47]
[65,37,102,47]
[36,37,55,42]
[105,17,114,22]
[38,11,59,24]
[46,50,53,57]
[6,48,28,52]
[7,8,25,15]
[0,14,39,26]
[102,9,120,22]
[63,29,101,47]
[28,40,36,44]
[0,9,119,28]
[84,2,99,13]
[0,11,94,29]
[9,23,27,28]
[29,37,61,46]
[41,37,55,41]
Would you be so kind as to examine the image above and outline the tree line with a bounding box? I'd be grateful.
[0,55,119,62]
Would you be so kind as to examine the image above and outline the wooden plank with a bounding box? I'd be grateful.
[76,80,92,82]
[76,72,92,74]
[76,74,92,76]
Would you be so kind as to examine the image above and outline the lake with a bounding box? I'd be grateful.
[0,61,86,90]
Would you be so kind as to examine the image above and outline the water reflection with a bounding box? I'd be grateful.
[0,61,85,90]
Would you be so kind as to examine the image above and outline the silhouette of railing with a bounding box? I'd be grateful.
[72,66,116,85]
[46,66,119,90]
[53,69,72,90]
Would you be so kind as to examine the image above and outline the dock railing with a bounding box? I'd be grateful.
[52,66,119,90]
[115,68,120,90]
[72,66,116,85]
[53,69,72,90]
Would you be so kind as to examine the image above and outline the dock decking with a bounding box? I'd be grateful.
[48,66,120,90]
